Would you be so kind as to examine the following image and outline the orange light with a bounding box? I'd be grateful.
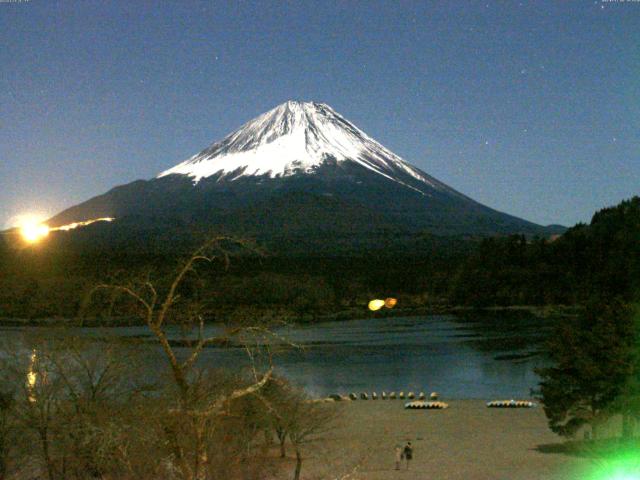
[385,298,398,308]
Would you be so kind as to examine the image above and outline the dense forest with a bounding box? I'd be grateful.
[452,196,640,306]
[0,196,638,322]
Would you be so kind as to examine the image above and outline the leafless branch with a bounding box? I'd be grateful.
[196,368,274,418]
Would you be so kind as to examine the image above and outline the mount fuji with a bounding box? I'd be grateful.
[158,101,453,196]
[49,101,561,252]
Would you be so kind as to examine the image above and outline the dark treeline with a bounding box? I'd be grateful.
[452,196,640,306]
[531,198,640,443]
[0,235,471,322]
[1,196,638,322]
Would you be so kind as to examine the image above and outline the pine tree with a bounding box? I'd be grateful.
[615,305,640,438]
[537,298,635,438]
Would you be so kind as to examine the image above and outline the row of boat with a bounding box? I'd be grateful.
[330,391,440,401]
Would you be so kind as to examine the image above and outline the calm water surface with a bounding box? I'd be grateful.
[1,314,551,399]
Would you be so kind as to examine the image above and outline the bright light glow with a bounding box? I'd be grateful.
[368,299,385,311]
[12,215,115,244]
[582,450,640,480]
[54,217,114,231]
[18,217,50,244]
[605,470,640,480]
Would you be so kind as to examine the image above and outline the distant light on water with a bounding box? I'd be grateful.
[368,298,398,311]
[27,349,37,403]
[368,299,385,311]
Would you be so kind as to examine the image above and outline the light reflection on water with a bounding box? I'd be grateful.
[0,314,551,399]
[27,349,37,402]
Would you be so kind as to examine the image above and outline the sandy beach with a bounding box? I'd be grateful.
[302,399,594,480]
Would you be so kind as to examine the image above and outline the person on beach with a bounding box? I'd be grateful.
[394,445,403,470]
[403,442,413,470]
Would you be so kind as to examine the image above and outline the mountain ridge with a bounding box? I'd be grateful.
[47,100,564,249]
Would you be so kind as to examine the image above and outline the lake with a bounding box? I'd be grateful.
[0,313,552,399]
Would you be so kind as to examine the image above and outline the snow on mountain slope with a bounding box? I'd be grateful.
[158,101,453,196]
[48,100,559,239]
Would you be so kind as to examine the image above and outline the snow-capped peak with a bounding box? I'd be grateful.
[158,100,446,193]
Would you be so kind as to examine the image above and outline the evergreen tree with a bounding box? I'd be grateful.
[615,304,640,438]
[537,299,636,438]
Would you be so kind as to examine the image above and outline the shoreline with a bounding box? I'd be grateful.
[0,304,580,328]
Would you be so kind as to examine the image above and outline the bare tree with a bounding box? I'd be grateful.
[0,390,15,480]
[50,336,153,479]
[84,236,276,480]
[288,398,338,480]
[256,376,295,459]
[0,237,337,479]
[0,332,158,480]
[256,379,339,480]
[9,342,64,480]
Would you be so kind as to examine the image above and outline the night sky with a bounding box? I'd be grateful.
[1,0,638,228]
